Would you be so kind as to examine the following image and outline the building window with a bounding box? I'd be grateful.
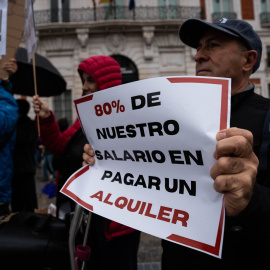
[53,89,72,125]
[212,0,235,21]
[261,0,270,23]
[158,0,167,20]
[158,0,178,19]
[101,0,124,20]
[50,0,70,22]
[50,0,58,22]
[62,0,70,22]
[261,0,270,12]
[169,0,178,19]
[213,0,231,13]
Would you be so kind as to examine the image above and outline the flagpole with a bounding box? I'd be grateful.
[25,0,40,136]
[32,52,40,136]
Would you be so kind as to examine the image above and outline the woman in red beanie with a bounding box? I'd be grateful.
[33,55,140,270]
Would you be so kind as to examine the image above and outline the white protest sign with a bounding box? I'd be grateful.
[24,0,37,61]
[0,0,8,56]
[61,76,231,258]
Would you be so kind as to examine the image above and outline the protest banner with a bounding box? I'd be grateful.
[61,76,231,258]
[24,0,37,61]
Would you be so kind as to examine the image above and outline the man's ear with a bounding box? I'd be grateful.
[243,50,258,73]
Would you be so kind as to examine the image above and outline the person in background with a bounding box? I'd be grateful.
[52,117,69,193]
[0,58,18,216]
[41,147,56,182]
[82,19,270,269]
[11,99,38,212]
[35,137,44,168]
[33,55,140,270]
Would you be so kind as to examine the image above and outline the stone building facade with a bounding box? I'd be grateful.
[29,0,270,123]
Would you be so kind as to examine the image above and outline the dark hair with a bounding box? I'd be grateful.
[16,99,30,116]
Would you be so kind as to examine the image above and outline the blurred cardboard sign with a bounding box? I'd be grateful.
[0,0,26,80]
[24,0,37,61]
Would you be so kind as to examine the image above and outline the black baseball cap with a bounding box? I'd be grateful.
[179,18,262,73]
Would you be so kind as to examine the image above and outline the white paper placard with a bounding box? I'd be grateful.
[61,76,231,258]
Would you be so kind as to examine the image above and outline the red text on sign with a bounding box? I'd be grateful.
[90,191,189,227]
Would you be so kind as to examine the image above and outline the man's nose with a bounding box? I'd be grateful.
[194,47,208,63]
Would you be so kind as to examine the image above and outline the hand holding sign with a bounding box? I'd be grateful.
[211,127,258,217]
[82,144,95,167]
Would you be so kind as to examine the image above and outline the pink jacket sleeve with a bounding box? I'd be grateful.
[104,220,137,241]
[37,111,81,157]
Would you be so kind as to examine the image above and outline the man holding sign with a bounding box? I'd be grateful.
[83,18,270,268]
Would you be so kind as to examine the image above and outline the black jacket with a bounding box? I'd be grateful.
[162,87,270,269]
[13,116,38,175]
[53,127,88,213]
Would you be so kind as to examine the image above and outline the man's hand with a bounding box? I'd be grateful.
[32,95,51,119]
[82,144,95,166]
[210,127,259,216]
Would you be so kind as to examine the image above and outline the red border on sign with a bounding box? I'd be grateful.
[74,95,94,137]
[61,165,94,211]
[166,77,228,256]
[167,77,229,131]
[166,200,224,256]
